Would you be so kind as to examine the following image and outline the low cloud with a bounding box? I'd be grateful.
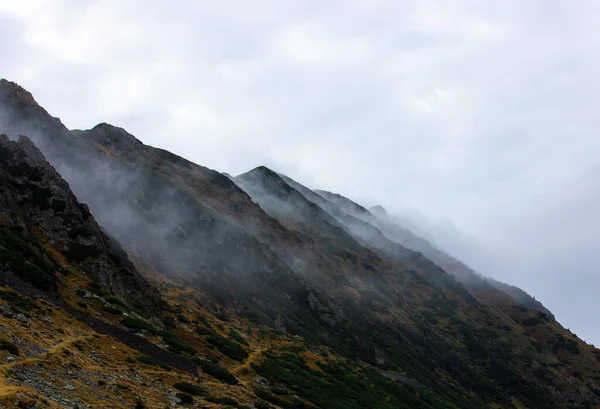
[1,0,599,343]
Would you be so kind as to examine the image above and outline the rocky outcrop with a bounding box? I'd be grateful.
[0,134,162,312]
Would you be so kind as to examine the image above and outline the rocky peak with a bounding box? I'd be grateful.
[0,79,38,107]
[84,122,145,154]
[238,166,289,189]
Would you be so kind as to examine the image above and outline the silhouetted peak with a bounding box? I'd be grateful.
[0,134,46,163]
[240,165,280,180]
[370,205,388,218]
[237,166,290,190]
[84,122,144,153]
[0,78,39,107]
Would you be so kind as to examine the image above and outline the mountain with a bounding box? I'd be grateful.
[316,190,553,316]
[0,134,161,312]
[1,78,600,409]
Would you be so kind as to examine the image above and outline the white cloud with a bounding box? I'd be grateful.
[2,0,600,343]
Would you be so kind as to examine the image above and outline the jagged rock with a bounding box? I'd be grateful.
[0,134,164,313]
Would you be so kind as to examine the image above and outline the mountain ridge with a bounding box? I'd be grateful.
[1,78,599,409]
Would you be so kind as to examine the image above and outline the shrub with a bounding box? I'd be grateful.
[0,290,36,312]
[173,382,207,396]
[255,401,275,409]
[135,355,172,371]
[0,340,19,355]
[102,305,123,315]
[252,352,434,409]
[177,314,190,324]
[206,396,238,405]
[159,332,195,355]
[121,317,155,332]
[196,326,247,360]
[176,393,193,404]
[136,355,159,366]
[194,359,238,385]
[163,316,177,328]
[228,329,249,346]
[254,389,288,407]
[105,296,127,308]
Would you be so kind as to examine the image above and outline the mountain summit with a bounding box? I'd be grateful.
[0,79,599,408]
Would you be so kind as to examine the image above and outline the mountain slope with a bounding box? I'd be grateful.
[315,189,553,316]
[0,134,161,312]
[1,79,600,409]
[235,167,600,408]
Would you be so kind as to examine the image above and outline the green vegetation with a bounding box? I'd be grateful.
[228,329,249,346]
[121,317,155,332]
[135,355,172,371]
[194,358,238,385]
[159,331,196,355]
[252,349,467,409]
[101,305,123,315]
[105,296,127,308]
[253,389,289,407]
[176,393,193,404]
[206,396,238,405]
[173,382,207,396]
[136,355,158,365]
[254,401,275,409]
[0,289,36,312]
[196,325,247,360]
[0,227,56,290]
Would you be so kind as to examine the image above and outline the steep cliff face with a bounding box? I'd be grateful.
[0,133,161,312]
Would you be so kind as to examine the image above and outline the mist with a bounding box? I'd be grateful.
[2,0,599,346]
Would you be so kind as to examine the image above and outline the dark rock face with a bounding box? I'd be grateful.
[0,79,327,335]
[0,134,162,312]
[1,79,600,409]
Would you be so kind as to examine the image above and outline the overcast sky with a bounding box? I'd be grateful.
[2,0,599,344]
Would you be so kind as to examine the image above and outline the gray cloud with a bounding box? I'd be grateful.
[2,0,600,343]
